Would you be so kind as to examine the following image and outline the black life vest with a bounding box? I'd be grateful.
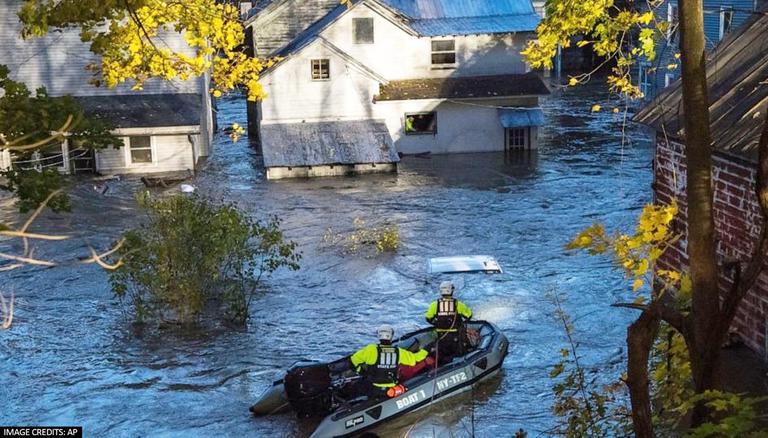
[370,344,399,386]
[434,297,460,330]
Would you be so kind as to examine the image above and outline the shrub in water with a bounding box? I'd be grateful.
[110,193,300,325]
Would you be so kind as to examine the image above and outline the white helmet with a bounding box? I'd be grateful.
[439,281,455,296]
[377,324,394,342]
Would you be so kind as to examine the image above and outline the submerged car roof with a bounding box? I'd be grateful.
[428,255,502,274]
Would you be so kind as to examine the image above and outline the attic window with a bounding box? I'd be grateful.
[353,18,374,44]
[431,39,456,67]
[311,59,330,80]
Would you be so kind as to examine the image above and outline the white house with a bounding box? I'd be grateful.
[250,0,549,179]
[0,1,214,176]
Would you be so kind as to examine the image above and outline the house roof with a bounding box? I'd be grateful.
[260,119,399,167]
[633,10,768,162]
[273,3,353,57]
[75,94,202,129]
[268,0,540,60]
[379,0,540,35]
[374,73,550,101]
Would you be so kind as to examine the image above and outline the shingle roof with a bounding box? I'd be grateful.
[260,120,399,167]
[75,94,202,129]
[634,10,768,161]
[374,73,550,101]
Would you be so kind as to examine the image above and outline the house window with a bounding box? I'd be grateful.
[664,72,676,87]
[404,112,437,135]
[353,18,374,44]
[129,136,152,164]
[719,7,734,40]
[667,3,679,41]
[639,64,652,96]
[311,59,330,80]
[431,39,456,67]
[506,128,529,150]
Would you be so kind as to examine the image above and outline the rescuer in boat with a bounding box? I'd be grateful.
[349,325,430,400]
[425,281,473,364]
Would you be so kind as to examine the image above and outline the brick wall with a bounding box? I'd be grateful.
[654,136,768,358]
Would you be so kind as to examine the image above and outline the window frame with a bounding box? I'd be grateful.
[505,127,530,150]
[666,3,679,42]
[430,39,457,68]
[719,7,734,40]
[352,17,374,44]
[126,135,154,165]
[404,112,438,136]
[310,59,330,81]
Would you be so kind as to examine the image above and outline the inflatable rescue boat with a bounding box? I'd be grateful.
[250,320,508,437]
[250,256,508,437]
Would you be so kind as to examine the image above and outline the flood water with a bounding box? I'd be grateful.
[1,83,654,437]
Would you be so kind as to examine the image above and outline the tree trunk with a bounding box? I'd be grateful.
[677,0,722,425]
[626,310,660,438]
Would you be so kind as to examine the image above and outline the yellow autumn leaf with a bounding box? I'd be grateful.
[591,104,602,112]
[674,53,681,59]
[613,107,620,113]
[569,77,579,86]
[576,40,590,47]
[667,64,678,70]
[632,278,644,291]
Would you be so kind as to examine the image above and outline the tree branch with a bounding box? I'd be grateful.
[612,300,688,337]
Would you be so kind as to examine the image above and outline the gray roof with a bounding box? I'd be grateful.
[380,0,541,35]
[75,94,202,129]
[273,4,350,57]
[634,10,768,161]
[261,120,400,167]
[375,73,550,101]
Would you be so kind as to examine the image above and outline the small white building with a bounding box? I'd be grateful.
[249,0,549,179]
[0,1,214,176]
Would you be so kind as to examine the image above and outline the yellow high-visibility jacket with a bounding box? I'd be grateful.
[350,343,429,387]
[425,298,472,332]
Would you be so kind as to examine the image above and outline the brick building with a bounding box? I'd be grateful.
[634,10,768,359]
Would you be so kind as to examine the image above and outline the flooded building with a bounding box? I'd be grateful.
[247,0,549,179]
[635,10,768,359]
[0,1,214,176]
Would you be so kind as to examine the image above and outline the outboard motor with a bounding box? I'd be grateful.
[283,361,332,418]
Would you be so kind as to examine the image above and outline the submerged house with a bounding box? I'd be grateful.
[247,0,549,179]
[0,2,214,176]
[634,10,768,358]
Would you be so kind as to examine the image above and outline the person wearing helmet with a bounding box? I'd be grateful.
[349,325,429,399]
[424,281,473,363]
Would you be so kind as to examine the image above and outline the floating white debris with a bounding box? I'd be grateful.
[180,184,196,193]
[428,255,503,274]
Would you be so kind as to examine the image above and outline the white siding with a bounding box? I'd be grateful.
[378,98,538,154]
[96,134,195,174]
[318,3,531,80]
[0,0,202,97]
[260,44,381,123]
